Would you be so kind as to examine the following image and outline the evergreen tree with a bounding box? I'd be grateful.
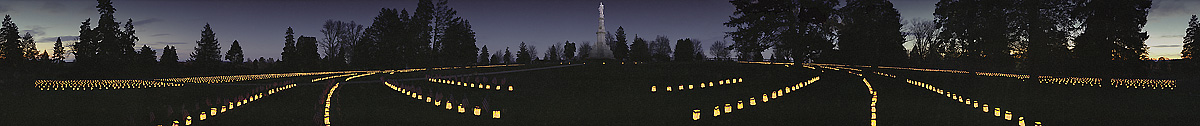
[629,35,650,62]
[53,37,65,62]
[190,24,222,66]
[479,45,490,64]
[491,50,502,64]
[412,0,436,67]
[839,0,906,65]
[611,27,629,61]
[0,15,22,64]
[545,43,562,61]
[75,18,99,64]
[297,36,321,69]
[160,45,178,65]
[137,45,156,65]
[1184,15,1200,59]
[564,41,576,61]
[674,38,695,61]
[1072,0,1151,75]
[226,40,244,64]
[21,33,36,60]
[503,47,513,63]
[282,27,296,64]
[516,42,530,63]
[440,20,478,65]
[1015,0,1078,74]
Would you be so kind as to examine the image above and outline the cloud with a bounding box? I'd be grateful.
[145,41,189,46]
[1151,44,1182,47]
[150,33,170,37]
[19,25,47,36]
[131,18,163,26]
[41,2,65,13]
[1158,35,1185,38]
[36,36,80,43]
[1150,0,1200,21]
[0,5,11,13]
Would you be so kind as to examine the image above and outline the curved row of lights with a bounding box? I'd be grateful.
[164,83,297,126]
[892,75,1042,126]
[384,81,502,119]
[652,78,743,93]
[344,72,379,81]
[156,64,517,84]
[430,64,524,70]
[864,78,878,126]
[312,73,360,82]
[323,83,340,126]
[691,76,819,121]
[820,63,1176,91]
[34,80,183,91]
[427,78,514,92]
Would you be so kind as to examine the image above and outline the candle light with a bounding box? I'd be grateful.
[493,110,501,119]
[983,104,989,112]
[200,112,207,120]
[1004,111,1012,120]
[762,94,769,103]
[508,86,514,91]
[473,106,482,116]
[713,106,721,117]
[186,116,192,125]
[457,104,466,113]
[692,109,701,120]
[994,108,1001,117]
[651,86,657,92]
[724,104,732,113]
[750,98,757,106]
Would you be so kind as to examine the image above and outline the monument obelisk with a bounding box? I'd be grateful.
[591,2,614,59]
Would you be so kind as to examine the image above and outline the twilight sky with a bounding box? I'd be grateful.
[2,0,1198,61]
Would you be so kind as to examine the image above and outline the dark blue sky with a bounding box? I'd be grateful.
[2,0,1197,60]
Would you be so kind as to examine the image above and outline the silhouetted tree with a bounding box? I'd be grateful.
[53,37,66,63]
[297,36,320,70]
[528,45,539,62]
[1184,15,1200,60]
[651,36,672,62]
[725,0,837,62]
[160,45,178,65]
[545,43,562,61]
[440,20,479,65]
[491,50,502,64]
[710,41,732,61]
[674,38,695,61]
[935,0,1019,69]
[281,27,297,66]
[516,42,530,63]
[1072,0,1151,75]
[21,33,36,60]
[226,40,244,64]
[610,27,629,61]
[320,20,363,66]
[693,40,705,60]
[75,18,98,65]
[503,47,513,63]
[629,35,650,62]
[1015,0,1078,75]
[0,15,23,64]
[191,24,222,67]
[479,45,490,64]
[839,0,905,65]
[412,0,436,67]
[137,45,156,65]
[564,41,576,61]
[905,18,940,62]
[578,42,591,59]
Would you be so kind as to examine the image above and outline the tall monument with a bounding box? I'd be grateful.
[591,2,614,59]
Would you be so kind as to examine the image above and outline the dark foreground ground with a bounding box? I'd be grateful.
[2,62,1196,125]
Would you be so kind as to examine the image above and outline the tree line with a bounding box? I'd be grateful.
[725,0,1197,77]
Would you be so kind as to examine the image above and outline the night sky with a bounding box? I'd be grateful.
[2,0,1198,61]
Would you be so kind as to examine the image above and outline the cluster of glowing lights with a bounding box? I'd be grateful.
[344,72,379,81]
[653,78,743,93]
[1039,77,1175,90]
[35,80,183,90]
[427,78,513,92]
[975,72,1030,79]
[864,79,878,126]
[383,81,502,119]
[430,64,524,70]
[900,78,1041,126]
[164,83,297,126]
[323,83,340,126]
[312,73,360,82]
[692,76,819,121]
[155,71,359,84]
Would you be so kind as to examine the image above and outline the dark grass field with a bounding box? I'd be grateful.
[3,62,1196,125]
